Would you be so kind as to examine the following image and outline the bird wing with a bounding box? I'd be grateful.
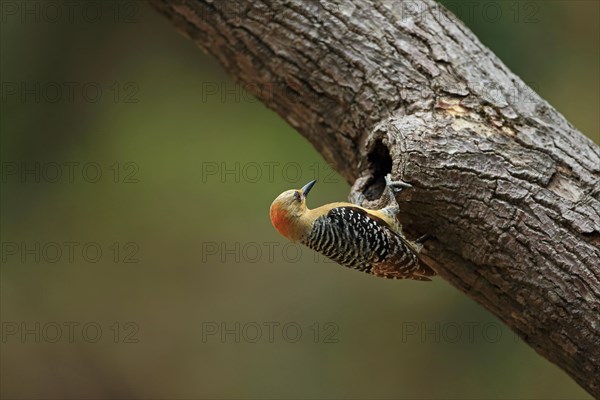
[307,206,436,281]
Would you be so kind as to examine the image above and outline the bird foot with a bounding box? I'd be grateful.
[384,174,413,195]
[384,174,413,209]
[350,174,413,208]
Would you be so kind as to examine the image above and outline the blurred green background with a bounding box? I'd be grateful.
[0,0,597,399]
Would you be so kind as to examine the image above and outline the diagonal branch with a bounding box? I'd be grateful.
[147,0,600,396]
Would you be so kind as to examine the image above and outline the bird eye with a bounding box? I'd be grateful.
[294,191,301,202]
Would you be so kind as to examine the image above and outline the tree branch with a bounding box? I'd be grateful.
[147,0,600,395]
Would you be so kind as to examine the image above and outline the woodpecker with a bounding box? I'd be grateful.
[270,175,436,281]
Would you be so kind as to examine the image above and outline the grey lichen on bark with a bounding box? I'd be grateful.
[148,0,600,396]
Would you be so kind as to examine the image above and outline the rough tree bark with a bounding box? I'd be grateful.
[147,0,600,396]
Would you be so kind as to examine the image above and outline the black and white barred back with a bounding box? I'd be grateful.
[302,206,435,280]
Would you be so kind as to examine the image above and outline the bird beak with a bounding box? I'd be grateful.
[301,180,317,198]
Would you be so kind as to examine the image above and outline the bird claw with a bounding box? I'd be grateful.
[385,174,413,194]
[351,174,412,208]
[385,173,412,207]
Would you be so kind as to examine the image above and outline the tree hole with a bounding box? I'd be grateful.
[364,140,392,200]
